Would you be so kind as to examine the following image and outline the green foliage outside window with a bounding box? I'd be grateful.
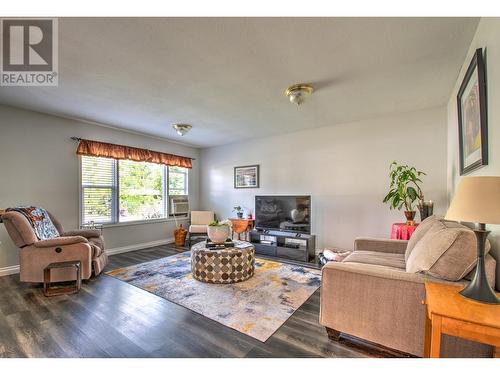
[119,160,164,220]
[168,166,188,196]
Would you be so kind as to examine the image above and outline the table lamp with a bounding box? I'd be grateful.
[445,176,500,304]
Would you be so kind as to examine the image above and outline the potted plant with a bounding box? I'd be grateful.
[233,205,244,219]
[382,161,426,225]
[207,220,232,244]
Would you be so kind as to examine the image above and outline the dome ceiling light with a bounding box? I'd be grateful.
[172,123,192,136]
[284,83,314,106]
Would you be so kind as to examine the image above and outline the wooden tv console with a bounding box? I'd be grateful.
[249,229,316,263]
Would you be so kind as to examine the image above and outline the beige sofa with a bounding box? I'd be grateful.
[320,216,497,357]
[2,210,108,282]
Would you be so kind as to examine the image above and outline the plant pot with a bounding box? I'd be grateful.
[236,212,243,219]
[207,225,230,244]
[404,210,416,226]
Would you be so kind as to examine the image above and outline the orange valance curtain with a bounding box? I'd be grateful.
[76,139,192,169]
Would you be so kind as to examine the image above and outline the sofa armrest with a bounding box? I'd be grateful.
[354,237,408,254]
[62,229,101,238]
[33,236,88,248]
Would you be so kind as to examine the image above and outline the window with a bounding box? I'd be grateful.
[81,157,117,224]
[119,160,165,222]
[168,166,188,196]
[80,156,188,225]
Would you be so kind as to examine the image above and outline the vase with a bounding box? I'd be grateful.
[404,210,416,226]
[174,224,187,246]
[207,225,230,244]
[418,200,434,222]
[291,208,305,223]
[237,212,243,219]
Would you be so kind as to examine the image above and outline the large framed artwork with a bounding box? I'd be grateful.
[234,165,259,189]
[457,48,488,175]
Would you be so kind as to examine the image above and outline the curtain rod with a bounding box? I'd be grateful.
[70,137,196,160]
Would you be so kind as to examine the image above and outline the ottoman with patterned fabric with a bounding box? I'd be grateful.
[191,240,255,284]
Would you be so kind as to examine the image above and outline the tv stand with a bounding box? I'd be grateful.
[249,229,316,262]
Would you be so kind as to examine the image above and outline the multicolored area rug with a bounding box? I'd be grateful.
[106,252,321,342]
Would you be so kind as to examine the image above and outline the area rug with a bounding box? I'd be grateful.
[106,252,321,342]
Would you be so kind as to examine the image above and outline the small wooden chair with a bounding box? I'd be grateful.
[187,211,215,247]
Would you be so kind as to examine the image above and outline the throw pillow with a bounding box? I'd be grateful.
[404,215,439,262]
[406,220,489,281]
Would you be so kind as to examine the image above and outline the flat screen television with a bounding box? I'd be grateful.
[255,195,311,234]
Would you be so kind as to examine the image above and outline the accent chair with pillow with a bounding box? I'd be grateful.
[2,207,108,283]
[320,215,498,357]
[187,210,215,247]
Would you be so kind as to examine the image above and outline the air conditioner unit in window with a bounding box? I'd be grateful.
[170,195,189,216]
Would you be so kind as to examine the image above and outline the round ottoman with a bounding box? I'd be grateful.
[191,240,255,284]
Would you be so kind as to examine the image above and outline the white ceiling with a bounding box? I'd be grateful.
[0,17,479,148]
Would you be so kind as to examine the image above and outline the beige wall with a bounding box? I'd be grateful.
[0,104,200,271]
[200,106,448,250]
[446,18,500,290]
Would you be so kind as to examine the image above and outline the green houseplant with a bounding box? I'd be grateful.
[233,205,244,219]
[382,161,426,224]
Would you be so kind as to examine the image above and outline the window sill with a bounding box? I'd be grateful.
[90,216,189,229]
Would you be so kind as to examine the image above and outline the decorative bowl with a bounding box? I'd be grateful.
[207,225,230,244]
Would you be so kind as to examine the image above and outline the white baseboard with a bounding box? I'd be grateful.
[105,238,175,256]
[0,238,175,276]
[0,264,20,277]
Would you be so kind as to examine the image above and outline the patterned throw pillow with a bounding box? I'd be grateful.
[7,206,59,240]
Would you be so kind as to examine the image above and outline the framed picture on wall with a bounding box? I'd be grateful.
[234,165,260,189]
[457,48,488,175]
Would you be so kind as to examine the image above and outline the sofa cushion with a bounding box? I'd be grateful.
[343,251,406,270]
[404,215,439,262]
[406,220,490,281]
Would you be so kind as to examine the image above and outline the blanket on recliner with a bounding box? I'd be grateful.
[6,206,60,240]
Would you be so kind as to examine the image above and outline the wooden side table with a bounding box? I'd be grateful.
[43,260,82,297]
[229,218,255,241]
[424,282,500,358]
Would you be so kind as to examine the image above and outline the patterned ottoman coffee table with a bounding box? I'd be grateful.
[191,240,255,284]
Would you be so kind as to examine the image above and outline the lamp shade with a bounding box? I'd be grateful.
[445,176,500,224]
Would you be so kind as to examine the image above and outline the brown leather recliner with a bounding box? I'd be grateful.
[2,211,108,282]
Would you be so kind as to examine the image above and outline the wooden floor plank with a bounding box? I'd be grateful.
[0,243,405,358]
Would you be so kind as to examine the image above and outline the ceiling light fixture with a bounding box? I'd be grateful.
[172,123,192,136]
[284,83,314,106]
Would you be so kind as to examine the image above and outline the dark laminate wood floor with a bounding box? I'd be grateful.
[0,244,409,358]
